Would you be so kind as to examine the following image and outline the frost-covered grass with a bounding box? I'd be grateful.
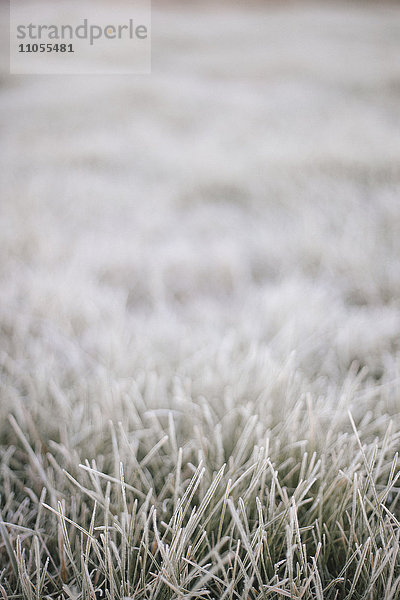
[1,2,400,599]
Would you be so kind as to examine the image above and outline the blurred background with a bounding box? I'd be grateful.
[1,0,400,405]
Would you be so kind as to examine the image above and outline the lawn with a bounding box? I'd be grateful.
[1,2,400,598]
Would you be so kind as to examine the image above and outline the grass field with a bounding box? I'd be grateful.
[1,2,400,598]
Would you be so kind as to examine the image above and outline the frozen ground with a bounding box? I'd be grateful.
[1,2,400,598]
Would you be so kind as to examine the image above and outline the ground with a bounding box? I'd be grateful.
[1,2,400,599]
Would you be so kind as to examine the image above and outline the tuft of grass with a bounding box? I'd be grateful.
[2,393,400,599]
